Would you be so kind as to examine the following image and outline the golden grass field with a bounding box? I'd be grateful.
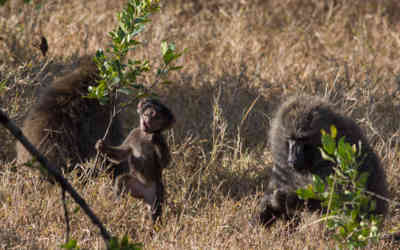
[1,0,400,249]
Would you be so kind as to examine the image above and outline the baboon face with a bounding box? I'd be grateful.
[283,108,331,171]
[286,132,323,171]
[138,98,175,133]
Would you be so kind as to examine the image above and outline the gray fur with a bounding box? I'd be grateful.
[259,94,388,225]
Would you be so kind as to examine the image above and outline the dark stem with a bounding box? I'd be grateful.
[0,110,112,246]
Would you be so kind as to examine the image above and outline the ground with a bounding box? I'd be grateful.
[0,0,400,249]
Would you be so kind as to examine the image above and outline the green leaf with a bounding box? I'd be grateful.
[339,226,346,236]
[357,172,369,188]
[313,175,325,194]
[321,133,336,155]
[60,239,79,249]
[319,148,336,163]
[161,41,168,55]
[163,51,176,65]
[351,209,359,221]
[330,125,337,139]
[169,65,183,71]
[321,191,330,199]
[369,199,377,212]
[73,206,80,214]
[117,87,134,96]
[352,143,357,153]
[296,185,316,200]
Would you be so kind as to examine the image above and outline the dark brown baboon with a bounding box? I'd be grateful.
[95,98,175,222]
[258,94,388,225]
[16,56,123,175]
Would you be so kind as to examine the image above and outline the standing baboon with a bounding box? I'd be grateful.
[95,98,175,222]
[16,56,123,175]
[258,94,388,225]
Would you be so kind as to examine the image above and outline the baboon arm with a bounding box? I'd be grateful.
[101,145,132,164]
[155,145,171,168]
[153,135,171,168]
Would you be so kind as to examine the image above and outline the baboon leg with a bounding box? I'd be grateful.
[259,188,304,225]
[151,181,164,222]
[116,175,164,222]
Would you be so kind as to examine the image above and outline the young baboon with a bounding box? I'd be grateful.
[16,56,123,175]
[95,98,175,222]
[258,94,388,225]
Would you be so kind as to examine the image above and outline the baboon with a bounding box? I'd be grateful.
[258,94,388,225]
[16,56,123,175]
[95,98,175,222]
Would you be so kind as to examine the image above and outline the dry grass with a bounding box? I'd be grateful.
[1,0,400,249]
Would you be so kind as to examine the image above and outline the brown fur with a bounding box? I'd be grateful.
[95,98,175,222]
[16,56,123,175]
[258,94,389,225]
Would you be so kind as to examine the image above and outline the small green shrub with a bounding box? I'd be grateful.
[297,125,383,249]
[88,0,185,106]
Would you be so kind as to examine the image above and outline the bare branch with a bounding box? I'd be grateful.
[0,109,112,246]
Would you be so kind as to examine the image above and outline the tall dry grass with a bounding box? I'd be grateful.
[1,0,400,249]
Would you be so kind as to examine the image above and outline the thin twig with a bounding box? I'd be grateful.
[299,215,342,232]
[93,95,117,169]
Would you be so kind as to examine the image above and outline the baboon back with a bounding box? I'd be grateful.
[16,56,123,171]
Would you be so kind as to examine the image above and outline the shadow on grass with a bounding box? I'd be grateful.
[158,69,280,209]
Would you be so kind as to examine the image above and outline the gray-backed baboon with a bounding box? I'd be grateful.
[258,95,388,225]
[16,56,123,175]
[95,98,175,222]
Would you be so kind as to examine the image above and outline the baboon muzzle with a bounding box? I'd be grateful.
[288,139,305,170]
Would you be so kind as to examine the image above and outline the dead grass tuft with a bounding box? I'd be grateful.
[1,0,400,249]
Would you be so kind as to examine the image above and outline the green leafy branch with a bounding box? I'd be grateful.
[87,0,185,107]
[297,125,383,249]
[87,0,185,147]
